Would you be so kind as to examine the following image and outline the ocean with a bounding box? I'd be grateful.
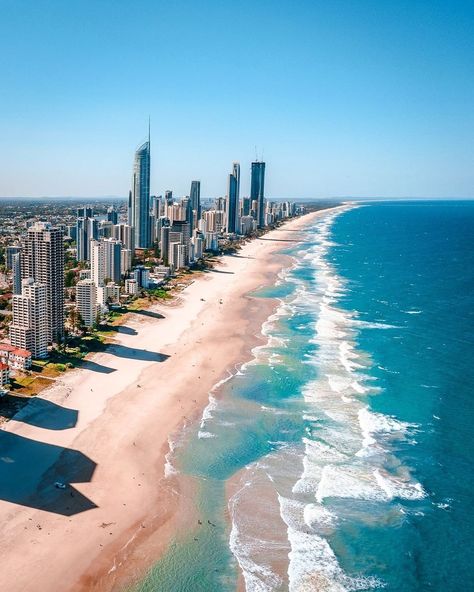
[134,201,474,592]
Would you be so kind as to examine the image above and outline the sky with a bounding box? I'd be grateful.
[0,0,473,199]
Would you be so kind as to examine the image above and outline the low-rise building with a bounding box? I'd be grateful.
[9,347,32,370]
[98,282,121,306]
[0,342,31,370]
[124,278,138,295]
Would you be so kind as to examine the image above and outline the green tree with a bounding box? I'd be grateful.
[65,269,76,287]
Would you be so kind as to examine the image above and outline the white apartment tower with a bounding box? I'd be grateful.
[76,279,97,328]
[10,278,48,358]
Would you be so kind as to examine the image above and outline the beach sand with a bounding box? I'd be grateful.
[0,206,344,592]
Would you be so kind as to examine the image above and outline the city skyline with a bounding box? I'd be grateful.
[1,1,473,199]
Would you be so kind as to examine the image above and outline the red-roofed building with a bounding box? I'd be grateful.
[0,343,15,365]
[9,348,32,370]
[0,342,32,370]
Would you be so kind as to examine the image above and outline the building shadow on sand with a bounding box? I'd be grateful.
[0,395,97,516]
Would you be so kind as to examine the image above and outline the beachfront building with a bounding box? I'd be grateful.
[250,160,266,228]
[0,343,32,370]
[129,138,151,248]
[192,234,205,259]
[98,282,120,306]
[133,266,150,289]
[76,279,97,328]
[20,222,65,344]
[169,242,188,271]
[8,347,32,370]
[225,162,240,234]
[10,278,48,359]
[240,215,256,235]
[125,278,139,296]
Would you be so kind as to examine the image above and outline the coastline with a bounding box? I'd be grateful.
[0,205,346,592]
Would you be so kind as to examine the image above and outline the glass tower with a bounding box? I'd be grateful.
[130,140,151,248]
[250,161,266,228]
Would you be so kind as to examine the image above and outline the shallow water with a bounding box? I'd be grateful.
[135,201,474,591]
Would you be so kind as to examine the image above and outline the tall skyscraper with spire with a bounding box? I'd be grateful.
[251,161,266,228]
[129,127,151,248]
[226,162,240,234]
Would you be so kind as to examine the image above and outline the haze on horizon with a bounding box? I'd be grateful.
[1,0,473,200]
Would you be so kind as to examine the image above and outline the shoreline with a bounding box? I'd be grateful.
[0,205,346,592]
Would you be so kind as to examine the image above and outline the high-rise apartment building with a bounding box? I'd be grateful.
[90,240,105,287]
[76,279,97,328]
[129,139,151,248]
[250,161,266,228]
[107,206,118,225]
[20,222,64,343]
[90,238,122,287]
[6,245,21,269]
[113,223,135,252]
[10,278,48,358]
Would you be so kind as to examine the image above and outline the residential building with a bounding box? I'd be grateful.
[0,343,32,370]
[124,278,139,296]
[133,266,150,289]
[10,278,48,358]
[21,222,64,343]
[76,279,97,328]
[98,282,121,306]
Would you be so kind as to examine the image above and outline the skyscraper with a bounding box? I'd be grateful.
[129,136,151,248]
[250,161,266,228]
[107,206,118,225]
[90,238,122,287]
[226,162,240,234]
[190,180,201,222]
[21,222,64,343]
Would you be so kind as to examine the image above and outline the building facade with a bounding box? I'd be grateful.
[76,279,97,328]
[129,140,151,248]
[10,278,48,358]
[21,222,64,343]
[250,161,266,228]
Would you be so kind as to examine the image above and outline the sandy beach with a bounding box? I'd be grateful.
[0,205,344,592]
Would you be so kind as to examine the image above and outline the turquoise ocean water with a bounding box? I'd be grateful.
[136,201,474,591]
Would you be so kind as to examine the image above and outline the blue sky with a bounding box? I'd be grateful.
[0,0,473,199]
